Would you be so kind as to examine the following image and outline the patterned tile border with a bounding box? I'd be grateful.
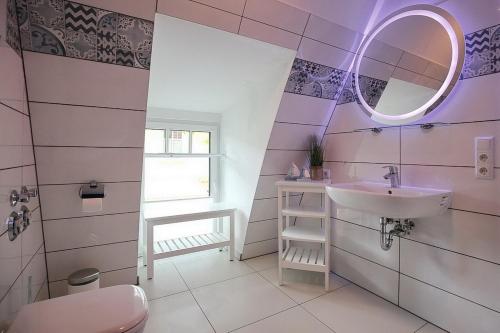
[14,0,153,69]
[284,58,348,100]
[5,0,21,55]
[462,24,500,79]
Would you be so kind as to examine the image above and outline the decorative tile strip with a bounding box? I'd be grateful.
[284,58,348,100]
[5,0,21,55]
[15,0,153,69]
[462,24,499,79]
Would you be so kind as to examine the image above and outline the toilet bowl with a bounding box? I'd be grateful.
[8,285,148,333]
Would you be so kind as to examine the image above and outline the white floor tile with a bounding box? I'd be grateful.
[191,273,296,332]
[259,268,350,303]
[138,260,188,300]
[244,253,278,271]
[302,284,426,333]
[144,291,214,333]
[416,323,448,333]
[232,306,332,333]
[174,251,254,289]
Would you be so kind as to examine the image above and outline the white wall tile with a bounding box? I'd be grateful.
[0,277,22,323]
[245,219,278,244]
[397,52,430,74]
[297,37,354,70]
[303,15,362,52]
[20,249,46,304]
[401,238,500,312]
[324,127,400,163]
[194,0,246,15]
[74,0,156,20]
[406,210,500,265]
[39,182,141,220]
[249,196,300,222]
[157,0,241,34]
[392,67,442,90]
[275,92,335,126]
[23,51,150,110]
[401,165,500,216]
[401,121,500,167]
[255,175,282,199]
[241,238,277,259]
[362,39,403,66]
[331,246,399,304]
[0,232,22,300]
[326,102,383,134]
[332,219,399,270]
[0,46,27,114]
[0,167,22,235]
[35,147,143,185]
[439,0,500,34]
[422,74,499,124]
[400,275,500,333]
[48,267,137,298]
[44,212,140,252]
[243,0,309,35]
[325,161,390,184]
[239,18,301,50]
[46,240,137,281]
[20,210,43,267]
[30,102,146,147]
[260,149,307,175]
[358,56,395,81]
[268,122,324,150]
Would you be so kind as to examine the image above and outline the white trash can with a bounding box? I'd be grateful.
[67,268,100,294]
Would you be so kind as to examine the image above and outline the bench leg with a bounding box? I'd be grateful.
[229,213,235,261]
[147,222,154,279]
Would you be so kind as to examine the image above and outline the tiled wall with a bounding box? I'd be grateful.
[0,0,47,322]
[16,0,155,298]
[323,1,500,331]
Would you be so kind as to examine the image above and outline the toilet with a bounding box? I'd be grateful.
[8,285,148,333]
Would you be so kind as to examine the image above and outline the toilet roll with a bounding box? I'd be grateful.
[82,198,103,213]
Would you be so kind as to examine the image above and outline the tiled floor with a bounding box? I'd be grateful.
[137,250,447,333]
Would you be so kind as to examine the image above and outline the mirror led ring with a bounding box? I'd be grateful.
[354,5,465,125]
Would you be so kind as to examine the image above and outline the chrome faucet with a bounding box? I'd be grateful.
[383,165,400,188]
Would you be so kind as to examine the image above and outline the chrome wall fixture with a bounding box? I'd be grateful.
[379,217,415,251]
[6,187,37,241]
[9,186,38,207]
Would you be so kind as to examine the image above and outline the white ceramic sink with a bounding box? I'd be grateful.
[326,182,452,218]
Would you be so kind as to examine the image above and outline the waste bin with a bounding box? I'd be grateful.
[67,268,100,294]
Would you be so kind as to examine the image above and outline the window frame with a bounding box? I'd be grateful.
[142,120,220,203]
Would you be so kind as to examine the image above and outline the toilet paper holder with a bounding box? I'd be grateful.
[79,181,105,199]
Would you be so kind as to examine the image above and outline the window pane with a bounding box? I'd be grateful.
[144,129,165,153]
[168,130,190,153]
[144,157,209,201]
[192,131,210,154]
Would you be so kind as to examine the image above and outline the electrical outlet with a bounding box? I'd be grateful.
[475,137,494,179]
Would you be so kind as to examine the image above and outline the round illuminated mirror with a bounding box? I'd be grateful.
[354,5,465,125]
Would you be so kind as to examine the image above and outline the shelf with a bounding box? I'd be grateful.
[282,225,326,243]
[282,246,326,272]
[282,206,327,219]
[153,232,229,257]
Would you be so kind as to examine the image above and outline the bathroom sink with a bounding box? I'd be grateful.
[326,182,452,218]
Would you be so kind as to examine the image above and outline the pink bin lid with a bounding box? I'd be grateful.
[9,285,148,333]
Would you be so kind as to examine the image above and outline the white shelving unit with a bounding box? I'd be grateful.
[276,180,331,290]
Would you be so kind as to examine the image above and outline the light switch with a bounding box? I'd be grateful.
[475,137,494,179]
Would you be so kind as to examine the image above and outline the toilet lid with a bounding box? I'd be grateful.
[9,285,148,333]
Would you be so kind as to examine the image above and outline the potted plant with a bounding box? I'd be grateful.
[308,135,324,180]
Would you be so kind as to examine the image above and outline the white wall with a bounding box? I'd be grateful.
[0,0,47,321]
[324,1,500,331]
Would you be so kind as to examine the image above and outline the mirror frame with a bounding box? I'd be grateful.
[354,5,465,125]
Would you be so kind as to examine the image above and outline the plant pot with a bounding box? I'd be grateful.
[310,166,324,180]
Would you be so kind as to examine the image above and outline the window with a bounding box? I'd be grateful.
[143,123,218,202]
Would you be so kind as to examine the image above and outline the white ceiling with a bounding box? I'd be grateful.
[147,15,296,114]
